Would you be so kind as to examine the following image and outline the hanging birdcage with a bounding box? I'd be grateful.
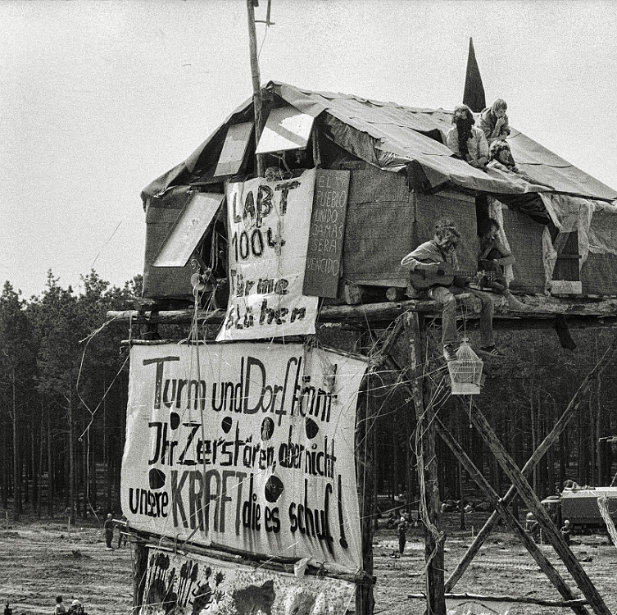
[447,339,484,395]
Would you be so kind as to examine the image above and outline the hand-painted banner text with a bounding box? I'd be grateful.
[218,168,318,341]
[121,342,366,571]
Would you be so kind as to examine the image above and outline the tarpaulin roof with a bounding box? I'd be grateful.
[142,81,617,202]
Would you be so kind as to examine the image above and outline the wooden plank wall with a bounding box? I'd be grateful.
[342,167,478,288]
[143,187,196,301]
[501,207,546,293]
[582,210,617,295]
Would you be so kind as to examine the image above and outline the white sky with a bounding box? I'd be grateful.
[1,0,616,298]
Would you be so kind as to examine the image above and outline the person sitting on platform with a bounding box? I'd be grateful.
[401,217,503,361]
[478,217,527,310]
[479,98,510,145]
[446,104,489,169]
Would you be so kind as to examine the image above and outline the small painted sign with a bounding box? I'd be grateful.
[303,170,350,298]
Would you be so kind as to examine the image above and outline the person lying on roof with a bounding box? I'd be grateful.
[446,104,489,169]
[479,99,511,145]
[487,139,552,187]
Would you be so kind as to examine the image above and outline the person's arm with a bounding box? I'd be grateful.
[481,110,508,144]
[478,110,491,139]
[492,239,515,266]
[401,253,441,274]
[445,129,461,157]
[474,130,489,167]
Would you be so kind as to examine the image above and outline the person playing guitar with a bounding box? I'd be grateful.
[401,217,504,362]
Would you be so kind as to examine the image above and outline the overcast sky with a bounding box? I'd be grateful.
[2,0,616,299]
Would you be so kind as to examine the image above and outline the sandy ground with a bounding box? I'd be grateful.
[0,515,615,615]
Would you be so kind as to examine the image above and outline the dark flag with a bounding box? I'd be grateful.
[463,38,486,113]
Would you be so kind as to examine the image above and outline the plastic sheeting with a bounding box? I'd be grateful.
[539,193,617,293]
[141,81,617,203]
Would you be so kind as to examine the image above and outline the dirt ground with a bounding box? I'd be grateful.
[0,513,615,615]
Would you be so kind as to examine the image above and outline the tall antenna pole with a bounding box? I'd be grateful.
[246,0,265,177]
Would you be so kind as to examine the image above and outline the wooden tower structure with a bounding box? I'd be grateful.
[109,78,617,614]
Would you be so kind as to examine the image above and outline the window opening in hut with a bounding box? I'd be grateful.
[214,122,254,178]
[153,192,223,268]
[255,105,315,154]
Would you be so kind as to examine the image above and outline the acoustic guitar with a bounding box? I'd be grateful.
[409,263,496,291]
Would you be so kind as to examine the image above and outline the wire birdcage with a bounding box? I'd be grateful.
[447,339,484,395]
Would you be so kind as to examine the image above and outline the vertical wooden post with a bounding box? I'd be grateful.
[405,312,445,615]
[133,538,148,615]
[246,0,265,177]
[457,417,466,531]
[355,369,375,615]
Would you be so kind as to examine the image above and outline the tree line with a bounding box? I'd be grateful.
[2,271,617,525]
[0,271,140,522]
[371,322,617,513]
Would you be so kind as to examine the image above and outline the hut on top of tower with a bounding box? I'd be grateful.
[139,81,617,313]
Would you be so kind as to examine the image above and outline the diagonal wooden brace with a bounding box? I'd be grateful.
[445,339,617,593]
[435,416,589,615]
[467,405,612,615]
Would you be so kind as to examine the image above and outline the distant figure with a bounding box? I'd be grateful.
[397,515,409,556]
[104,513,114,550]
[446,104,489,168]
[4,603,12,615]
[561,519,572,545]
[54,596,67,614]
[68,599,85,615]
[117,515,128,548]
[526,511,540,541]
[479,99,510,145]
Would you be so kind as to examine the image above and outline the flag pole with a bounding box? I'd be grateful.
[246,0,265,177]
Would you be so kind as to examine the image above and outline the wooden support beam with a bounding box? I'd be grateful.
[246,0,265,177]
[404,312,446,615]
[107,295,617,328]
[467,405,612,615]
[382,353,593,615]
[355,365,375,615]
[369,316,405,369]
[409,593,589,608]
[130,528,368,585]
[446,337,617,592]
[435,417,588,615]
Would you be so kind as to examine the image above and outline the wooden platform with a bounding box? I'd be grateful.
[108,294,617,328]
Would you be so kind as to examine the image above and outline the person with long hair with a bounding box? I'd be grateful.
[479,98,510,145]
[487,139,551,187]
[401,217,502,361]
[446,104,489,168]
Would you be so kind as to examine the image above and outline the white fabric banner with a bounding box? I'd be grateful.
[121,342,366,571]
[140,549,355,615]
[217,168,319,341]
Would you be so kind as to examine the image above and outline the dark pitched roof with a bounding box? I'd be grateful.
[142,81,617,202]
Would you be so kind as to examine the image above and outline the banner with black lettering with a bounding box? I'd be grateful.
[121,342,366,571]
[140,549,355,615]
[217,168,318,341]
